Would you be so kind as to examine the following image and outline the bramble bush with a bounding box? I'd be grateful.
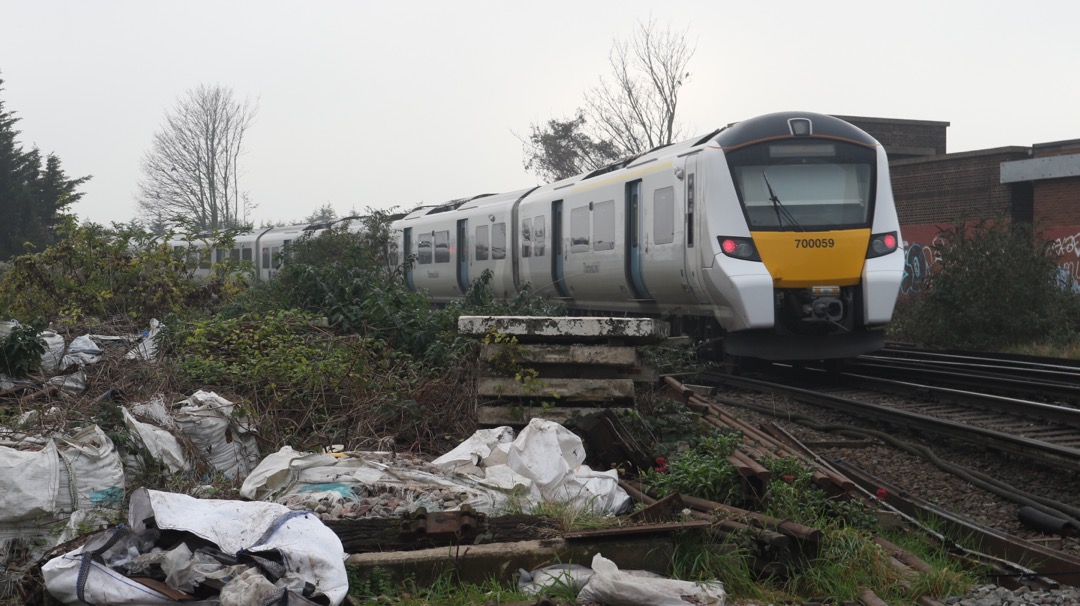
[236,210,563,367]
[0,221,248,326]
[890,219,1080,350]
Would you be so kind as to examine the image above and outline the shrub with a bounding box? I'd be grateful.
[0,321,46,378]
[239,211,563,367]
[891,219,1080,349]
[0,221,246,325]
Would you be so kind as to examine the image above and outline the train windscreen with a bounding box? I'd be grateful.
[727,140,876,231]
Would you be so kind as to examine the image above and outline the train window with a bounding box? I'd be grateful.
[727,140,875,230]
[534,216,545,257]
[242,248,252,262]
[492,222,506,260]
[272,246,283,269]
[434,230,450,263]
[654,187,675,244]
[230,248,240,263]
[570,207,590,253]
[418,234,433,264]
[475,225,489,261]
[521,218,532,258]
[262,247,270,269]
[593,200,615,251]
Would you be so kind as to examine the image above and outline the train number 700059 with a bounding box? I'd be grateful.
[794,238,835,249]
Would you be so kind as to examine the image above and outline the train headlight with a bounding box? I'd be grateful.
[866,231,899,258]
[718,236,761,261]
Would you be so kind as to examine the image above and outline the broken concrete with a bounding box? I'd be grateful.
[459,316,670,344]
[477,377,635,401]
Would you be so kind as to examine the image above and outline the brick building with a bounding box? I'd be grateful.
[840,116,1080,279]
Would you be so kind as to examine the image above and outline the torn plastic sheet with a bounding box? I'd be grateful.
[47,369,87,394]
[125,319,162,361]
[121,407,188,475]
[61,334,103,367]
[41,487,348,605]
[434,418,632,514]
[576,553,726,606]
[241,418,630,516]
[39,330,66,373]
[239,446,519,514]
[172,391,259,478]
[0,425,124,531]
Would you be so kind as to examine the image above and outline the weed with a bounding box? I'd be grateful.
[644,433,743,503]
[0,320,46,378]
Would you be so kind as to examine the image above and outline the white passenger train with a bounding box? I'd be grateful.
[172,112,905,360]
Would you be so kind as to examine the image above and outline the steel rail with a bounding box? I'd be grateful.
[699,372,1080,472]
[834,371,1080,427]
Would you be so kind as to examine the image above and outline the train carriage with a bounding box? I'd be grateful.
[391,111,904,360]
[173,111,904,362]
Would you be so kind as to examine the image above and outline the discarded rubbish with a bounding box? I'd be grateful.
[238,418,630,518]
[42,487,348,605]
[0,424,125,529]
[170,390,259,478]
[518,563,595,595]
[432,417,632,515]
[518,553,725,606]
[576,553,726,606]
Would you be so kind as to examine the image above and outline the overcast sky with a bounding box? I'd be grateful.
[2,0,1078,226]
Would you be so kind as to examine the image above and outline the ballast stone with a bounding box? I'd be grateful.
[458,316,670,344]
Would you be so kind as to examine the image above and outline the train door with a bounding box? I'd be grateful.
[403,227,415,291]
[625,180,651,300]
[682,154,707,303]
[551,200,571,299]
[456,219,469,294]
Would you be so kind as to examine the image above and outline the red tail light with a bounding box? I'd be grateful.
[867,231,899,258]
[718,236,760,261]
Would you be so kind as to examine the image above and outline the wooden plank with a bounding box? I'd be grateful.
[481,343,639,366]
[477,406,632,426]
[477,378,634,401]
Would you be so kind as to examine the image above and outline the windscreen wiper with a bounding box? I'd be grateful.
[762,172,802,231]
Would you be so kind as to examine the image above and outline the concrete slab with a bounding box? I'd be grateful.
[459,316,670,344]
[477,406,633,426]
[477,378,635,401]
[481,343,639,366]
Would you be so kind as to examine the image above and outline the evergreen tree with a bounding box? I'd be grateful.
[0,77,89,260]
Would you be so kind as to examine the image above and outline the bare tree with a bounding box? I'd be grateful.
[586,20,694,156]
[137,84,257,231]
[522,21,694,181]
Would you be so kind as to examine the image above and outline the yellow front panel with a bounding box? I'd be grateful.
[751,229,870,288]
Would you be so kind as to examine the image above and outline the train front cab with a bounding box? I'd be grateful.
[702,113,905,360]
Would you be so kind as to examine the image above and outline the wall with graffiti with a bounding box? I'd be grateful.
[1043,225,1080,289]
[898,224,944,295]
[897,223,1080,296]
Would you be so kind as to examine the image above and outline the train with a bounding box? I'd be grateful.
[171,111,905,361]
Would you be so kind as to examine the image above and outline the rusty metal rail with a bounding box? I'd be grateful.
[664,375,1080,591]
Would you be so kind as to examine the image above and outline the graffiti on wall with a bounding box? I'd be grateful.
[900,240,940,295]
[1049,231,1080,288]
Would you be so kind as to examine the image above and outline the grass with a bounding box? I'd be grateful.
[348,569,542,606]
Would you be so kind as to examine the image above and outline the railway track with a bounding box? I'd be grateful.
[700,363,1080,473]
[847,345,1080,403]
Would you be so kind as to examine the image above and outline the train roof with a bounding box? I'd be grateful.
[713,111,878,149]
